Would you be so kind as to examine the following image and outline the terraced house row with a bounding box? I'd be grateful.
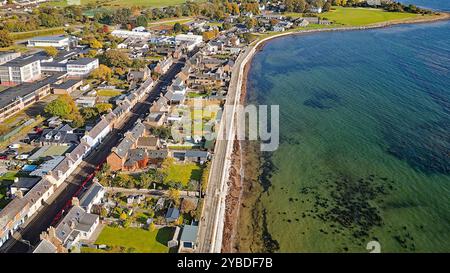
[0,76,155,249]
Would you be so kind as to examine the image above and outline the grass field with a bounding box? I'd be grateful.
[162,159,202,186]
[11,27,66,41]
[91,226,172,253]
[96,89,122,97]
[322,7,422,26]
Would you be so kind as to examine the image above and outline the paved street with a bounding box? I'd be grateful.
[1,57,187,253]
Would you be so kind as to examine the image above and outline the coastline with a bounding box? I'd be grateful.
[221,12,450,252]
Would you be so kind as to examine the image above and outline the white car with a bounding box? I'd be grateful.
[16,154,29,160]
[8,143,20,149]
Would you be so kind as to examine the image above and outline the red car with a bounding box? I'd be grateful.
[0,155,8,160]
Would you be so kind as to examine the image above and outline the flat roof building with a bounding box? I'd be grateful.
[67,58,99,78]
[27,35,73,49]
[0,54,42,86]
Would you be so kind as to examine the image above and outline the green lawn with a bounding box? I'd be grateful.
[11,27,66,41]
[163,159,202,186]
[322,7,422,26]
[92,226,172,253]
[96,89,122,97]
[1,172,18,182]
[149,17,194,27]
[0,172,16,209]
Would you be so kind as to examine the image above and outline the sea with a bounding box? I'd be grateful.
[241,0,450,252]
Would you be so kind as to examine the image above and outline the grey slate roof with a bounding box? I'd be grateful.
[79,182,104,209]
[33,239,57,253]
[180,224,199,243]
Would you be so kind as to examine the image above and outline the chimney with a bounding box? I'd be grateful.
[48,227,57,239]
[70,220,76,229]
[72,197,80,207]
[15,190,23,199]
[40,231,48,241]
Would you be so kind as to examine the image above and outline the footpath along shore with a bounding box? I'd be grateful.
[218,12,450,253]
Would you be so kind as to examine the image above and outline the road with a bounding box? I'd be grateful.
[196,43,253,253]
[1,57,187,253]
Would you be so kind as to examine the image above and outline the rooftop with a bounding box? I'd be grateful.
[67,58,98,66]
[0,73,64,109]
[180,224,199,243]
[0,54,41,67]
[29,35,69,42]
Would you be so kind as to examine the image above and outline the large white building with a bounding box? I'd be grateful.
[67,58,99,77]
[0,54,42,86]
[0,52,21,65]
[27,35,73,49]
[175,33,203,46]
[111,28,152,39]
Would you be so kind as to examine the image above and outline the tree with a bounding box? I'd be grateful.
[80,107,98,121]
[100,207,108,218]
[173,22,182,33]
[120,212,128,221]
[101,50,131,69]
[139,173,152,189]
[90,64,112,81]
[168,189,180,206]
[0,30,13,48]
[44,46,58,58]
[95,103,112,114]
[181,198,197,215]
[149,222,156,232]
[136,15,148,27]
[89,38,103,49]
[323,1,332,12]
[44,95,78,120]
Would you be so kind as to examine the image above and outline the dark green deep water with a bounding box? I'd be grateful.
[245,21,450,252]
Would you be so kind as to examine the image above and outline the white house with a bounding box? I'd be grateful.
[79,182,105,213]
[67,58,99,78]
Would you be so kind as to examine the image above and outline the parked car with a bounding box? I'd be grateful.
[16,154,30,160]
[0,154,8,160]
[5,150,18,156]
[8,143,20,149]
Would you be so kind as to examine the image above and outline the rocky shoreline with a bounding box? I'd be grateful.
[220,12,450,252]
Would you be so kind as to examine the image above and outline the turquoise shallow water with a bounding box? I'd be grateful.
[246,20,450,252]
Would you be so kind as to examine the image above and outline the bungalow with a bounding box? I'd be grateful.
[171,150,209,163]
[179,224,199,252]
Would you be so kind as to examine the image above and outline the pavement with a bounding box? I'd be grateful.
[1,55,189,253]
[196,44,253,253]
